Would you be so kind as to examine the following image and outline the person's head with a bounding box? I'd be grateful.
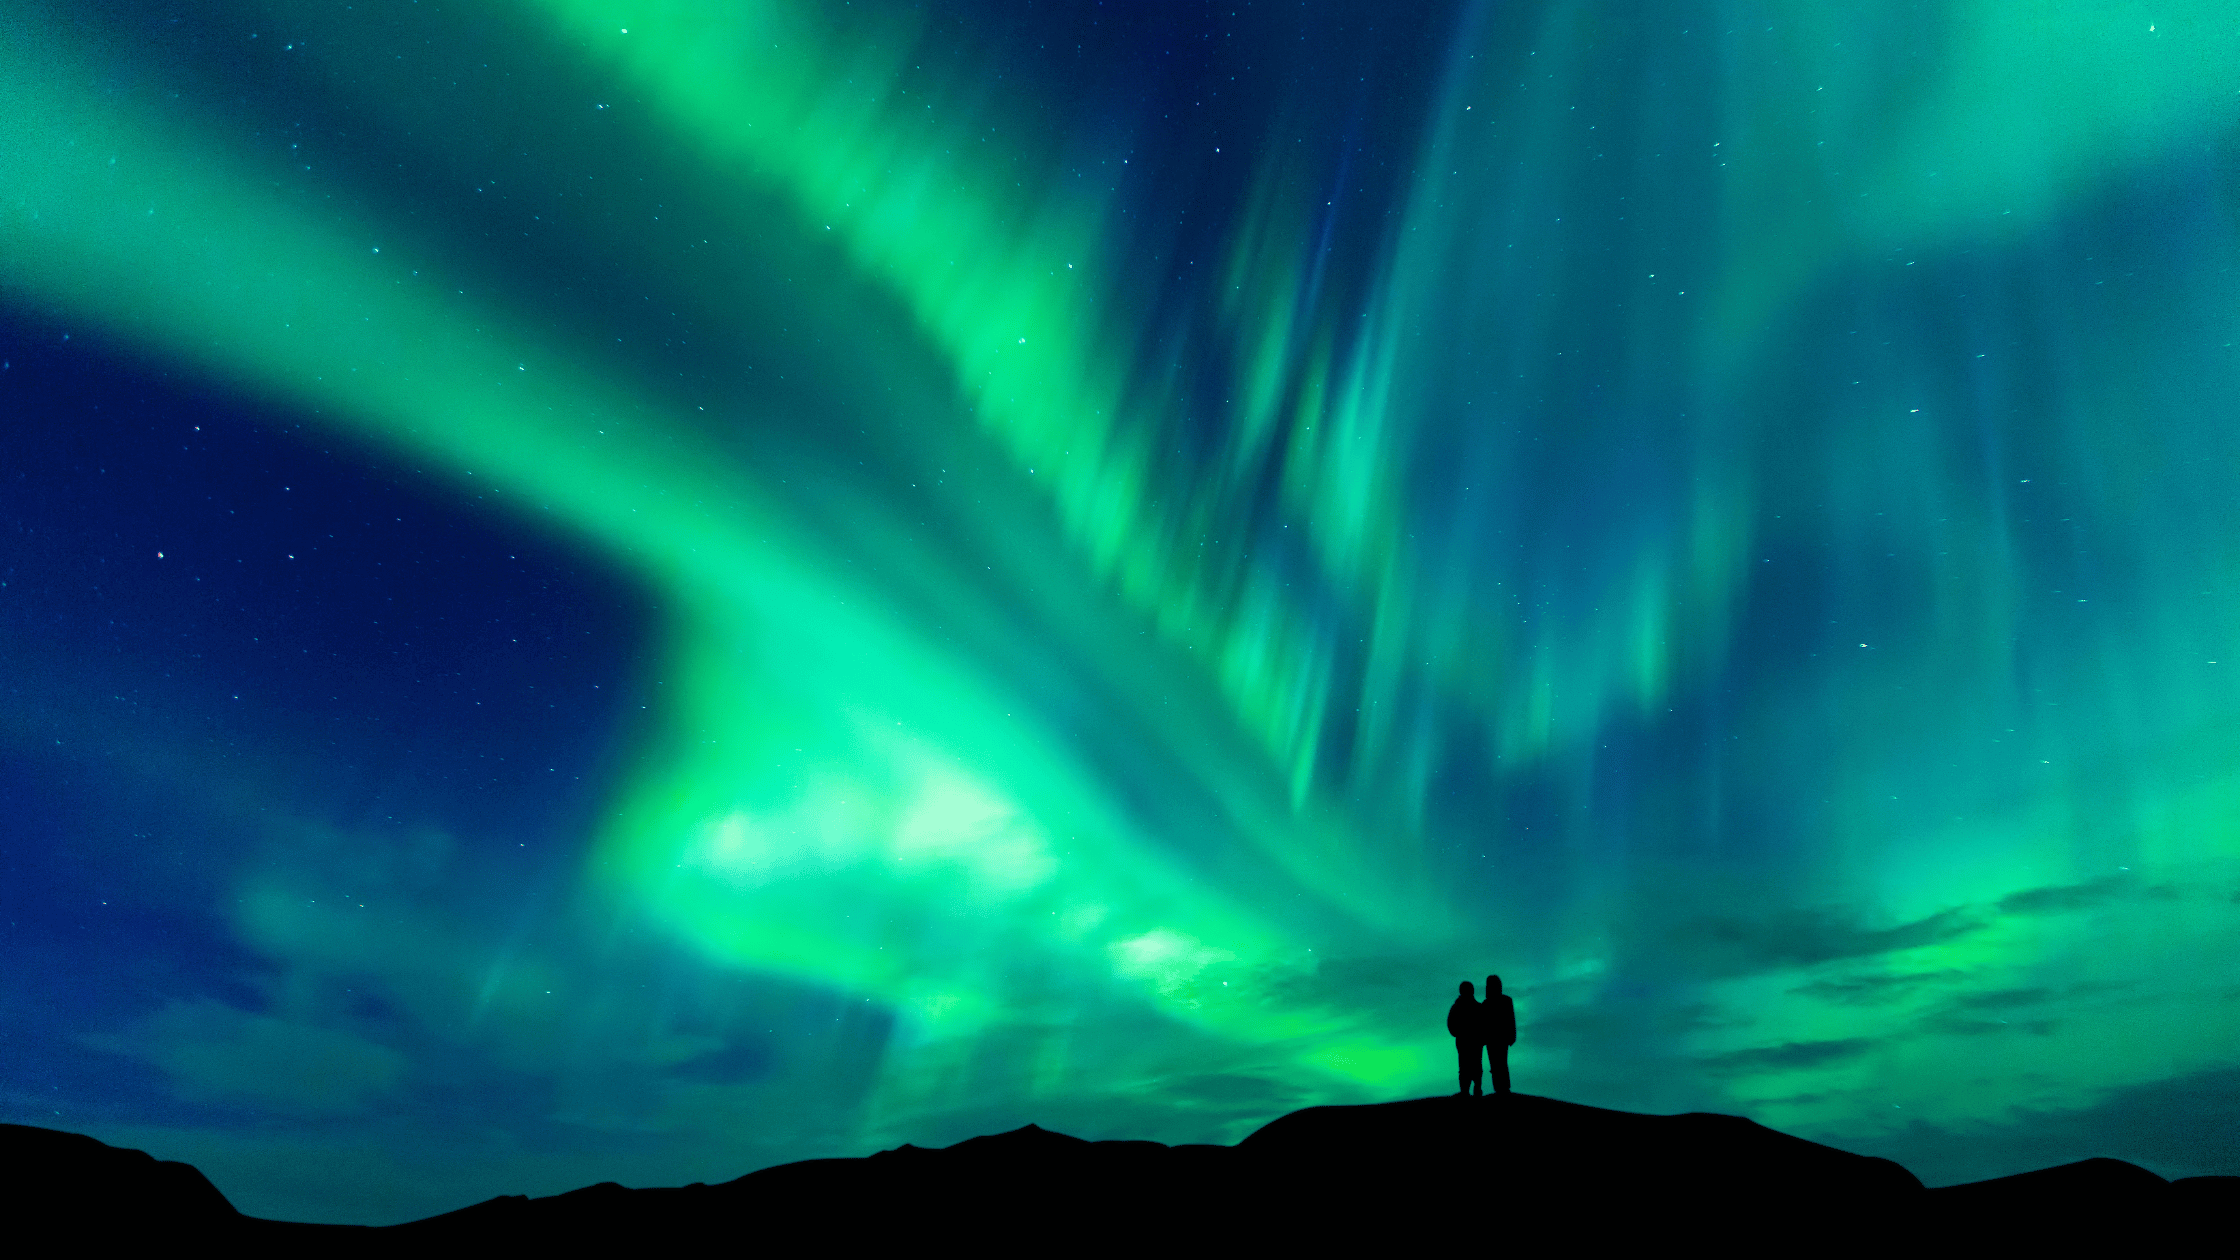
[1486,974,1502,995]
[1458,980,1475,997]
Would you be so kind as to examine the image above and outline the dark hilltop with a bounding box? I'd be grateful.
[7,1096,2232,1250]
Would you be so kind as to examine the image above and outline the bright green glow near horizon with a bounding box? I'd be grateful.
[8,0,2240,1211]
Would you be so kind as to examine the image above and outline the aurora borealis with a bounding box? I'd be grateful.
[6,0,2240,1223]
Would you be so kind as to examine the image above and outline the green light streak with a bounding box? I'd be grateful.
[528,1,1526,846]
[10,0,2240,1180]
[0,5,1440,1116]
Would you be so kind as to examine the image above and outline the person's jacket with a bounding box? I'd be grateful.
[1446,996,1481,1042]
[1483,994,1517,1046]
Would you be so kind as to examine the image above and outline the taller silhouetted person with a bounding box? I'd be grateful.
[1446,981,1483,1096]
[1482,975,1516,1095]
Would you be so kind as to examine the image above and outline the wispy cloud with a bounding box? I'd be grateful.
[1995,876,2167,917]
[1790,969,1968,1005]
[87,999,405,1117]
[1673,907,1981,977]
[1697,1037,1876,1077]
[1919,1013,2060,1037]
[1949,986,2054,1012]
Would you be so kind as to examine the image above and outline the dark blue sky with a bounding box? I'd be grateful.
[7,0,2240,1224]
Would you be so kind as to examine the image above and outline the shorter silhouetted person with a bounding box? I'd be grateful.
[1446,980,1483,1096]
[1482,974,1515,1095]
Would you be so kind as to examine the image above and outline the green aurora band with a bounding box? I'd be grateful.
[5,0,2240,1221]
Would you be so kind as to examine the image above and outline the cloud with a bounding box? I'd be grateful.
[92,999,405,1116]
[1908,980,2126,1037]
[1697,1037,1875,1077]
[1949,987,2053,1012]
[1919,1013,2060,1037]
[664,1040,776,1085]
[1673,907,1981,977]
[1662,1002,1751,1032]
[1996,876,2136,916]
[1158,1072,1306,1111]
[1790,970,1967,1005]
[1518,1007,1628,1048]
[1254,951,1468,1032]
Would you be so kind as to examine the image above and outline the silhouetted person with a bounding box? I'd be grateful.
[1482,974,1515,1095]
[1446,980,1483,1096]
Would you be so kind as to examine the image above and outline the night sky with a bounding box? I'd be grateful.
[7,0,2240,1225]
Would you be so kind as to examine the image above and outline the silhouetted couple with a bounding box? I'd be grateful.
[1446,976,1515,1097]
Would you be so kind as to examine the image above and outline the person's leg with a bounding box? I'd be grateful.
[1491,1044,1511,1095]
[1456,1042,1481,1095]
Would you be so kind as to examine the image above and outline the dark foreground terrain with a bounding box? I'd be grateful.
[6,1096,2233,1250]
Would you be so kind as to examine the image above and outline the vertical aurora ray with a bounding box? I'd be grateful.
[1354,0,2240,1147]
[6,0,2240,1222]
[522,0,1464,927]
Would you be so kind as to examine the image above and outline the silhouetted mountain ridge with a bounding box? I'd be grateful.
[7,1097,2233,1247]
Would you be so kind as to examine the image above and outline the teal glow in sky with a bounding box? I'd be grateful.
[4,0,2240,1224]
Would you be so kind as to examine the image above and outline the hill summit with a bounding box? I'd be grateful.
[7,1096,2233,1248]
